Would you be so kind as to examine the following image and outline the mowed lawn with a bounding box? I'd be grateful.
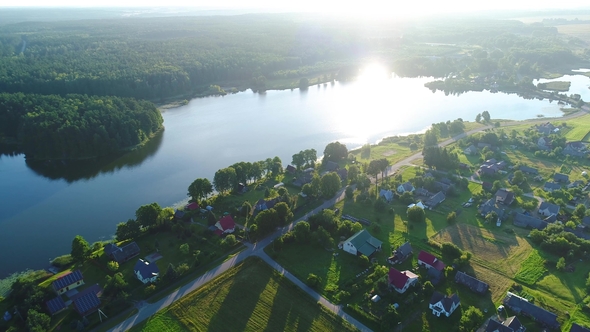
[131,257,356,332]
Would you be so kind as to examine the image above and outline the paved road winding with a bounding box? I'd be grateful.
[109,111,588,332]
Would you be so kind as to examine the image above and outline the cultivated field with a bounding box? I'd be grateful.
[557,24,590,43]
[131,258,356,332]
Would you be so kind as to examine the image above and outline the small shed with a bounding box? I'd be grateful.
[371,294,381,302]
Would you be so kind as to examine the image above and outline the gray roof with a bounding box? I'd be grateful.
[396,241,413,257]
[513,213,548,230]
[111,242,140,263]
[554,173,569,183]
[519,165,538,175]
[495,189,515,205]
[479,199,505,219]
[571,323,590,332]
[430,291,460,312]
[539,202,560,215]
[455,271,489,294]
[544,182,561,191]
[399,181,414,192]
[504,292,559,328]
[485,316,525,332]
[426,191,446,207]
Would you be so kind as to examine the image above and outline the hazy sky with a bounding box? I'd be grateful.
[2,0,589,17]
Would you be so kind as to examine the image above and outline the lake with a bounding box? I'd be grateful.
[0,68,588,277]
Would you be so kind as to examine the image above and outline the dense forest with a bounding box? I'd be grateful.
[0,15,587,102]
[0,93,163,160]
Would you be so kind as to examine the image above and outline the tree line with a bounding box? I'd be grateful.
[0,93,163,160]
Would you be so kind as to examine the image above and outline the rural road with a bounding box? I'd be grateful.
[108,110,587,332]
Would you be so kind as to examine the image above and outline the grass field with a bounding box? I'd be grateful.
[557,24,590,43]
[564,115,590,142]
[131,257,356,332]
[514,250,547,285]
[536,81,571,92]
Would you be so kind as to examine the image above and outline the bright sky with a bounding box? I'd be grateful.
[1,0,589,17]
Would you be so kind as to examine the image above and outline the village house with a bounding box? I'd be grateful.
[495,189,515,206]
[464,144,478,155]
[418,250,445,283]
[414,187,432,197]
[71,285,102,316]
[426,191,446,209]
[513,213,548,230]
[429,291,460,317]
[324,160,339,172]
[408,201,426,210]
[51,270,84,295]
[543,182,561,192]
[554,173,569,183]
[106,242,141,264]
[484,316,526,332]
[337,168,348,182]
[388,241,413,264]
[214,215,236,236]
[388,268,419,293]
[539,202,560,218]
[503,292,559,329]
[536,122,559,136]
[478,199,505,219]
[454,271,489,294]
[519,165,539,175]
[482,181,493,192]
[563,142,587,158]
[379,189,394,203]
[537,137,552,151]
[571,323,590,332]
[397,181,415,194]
[46,296,67,316]
[434,181,451,193]
[342,229,382,257]
[134,259,160,284]
[286,165,297,174]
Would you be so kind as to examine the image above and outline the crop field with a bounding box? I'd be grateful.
[431,223,533,277]
[132,258,355,332]
[514,250,547,285]
[557,24,590,43]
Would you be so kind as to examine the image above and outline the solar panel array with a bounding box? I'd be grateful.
[46,296,66,315]
[73,291,101,315]
[52,269,83,291]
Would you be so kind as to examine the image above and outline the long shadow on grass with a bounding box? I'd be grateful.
[206,259,272,332]
[263,276,317,332]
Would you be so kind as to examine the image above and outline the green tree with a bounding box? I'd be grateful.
[188,178,213,201]
[294,221,311,242]
[274,202,293,225]
[221,234,237,249]
[407,206,425,223]
[71,235,91,263]
[323,141,348,161]
[481,110,491,122]
[321,172,341,198]
[424,129,438,146]
[512,170,524,185]
[345,186,354,199]
[104,272,128,297]
[475,113,482,123]
[380,304,400,331]
[460,306,484,331]
[492,180,502,193]
[179,243,190,255]
[447,211,457,224]
[136,202,162,229]
[26,309,51,332]
[214,167,238,194]
[292,151,305,170]
[115,219,142,241]
[299,78,309,90]
[107,261,119,272]
[348,165,360,183]
[556,257,566,271]
[574,204,586,220]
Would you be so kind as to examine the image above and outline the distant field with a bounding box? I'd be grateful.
[536,81,571,92]
[131,258,356,332]
[565,124,590,142]
[557,24,590,43]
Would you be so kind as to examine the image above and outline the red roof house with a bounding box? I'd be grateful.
[186,202,199,211]
[388,268,419,293]
[418,251,446,271]
[214,215,236,236]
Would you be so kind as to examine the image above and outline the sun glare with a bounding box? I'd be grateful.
[357,63,390,83]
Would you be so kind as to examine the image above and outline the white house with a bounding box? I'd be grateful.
[388,268,419,294]
[397,181,415,194]
[342,230,382,257]
[429,291,460,317]
[407,201,425,210]
[134,259,159,284]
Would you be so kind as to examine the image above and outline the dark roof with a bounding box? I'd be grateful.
[103,243,119,256]
[217,215,236,231]
[554,173,569,183]
[495,189,515,205]
[325,160,339,171]
[455,271,489,294]
[434,181,451,192]
[399,181,414,192]
[482,181,493,190]
[52,270,84,291]
[73,290,101,316]
[111,242,141,263]
[46,296,66,315]
[430,291,460,312]
[134,259,160,280]
[186,202,199,210]
[582,216,590,227]
[396,242,413,257]
[426,191,446,207]
[388,268,410,289]
[519,165,538,175]
[504,292,559,328]
[485,316,525,332]
[479,199,505,219]
[286,165,297,173]
[415,188,432,197]
[571,323,590,332]
[513,213,548,230]
[544,182,561,191]
[539,202,560,215]
[174,209,185,219]
[70,284,102,302]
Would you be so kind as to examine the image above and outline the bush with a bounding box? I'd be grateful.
[107,261,119,272]
[221,234,237,249]
[446,211,456,224]
[179,243,190,255]
[176,263,190,276]
[144,284,156,296]
[51,254,74,267]
[306,273,321,288]
[441,242,463,259]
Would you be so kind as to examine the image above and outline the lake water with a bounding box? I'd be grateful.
[1,69,588,277]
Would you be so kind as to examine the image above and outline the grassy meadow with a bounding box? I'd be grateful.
[131,257,356,332]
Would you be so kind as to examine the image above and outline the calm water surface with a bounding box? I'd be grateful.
[1,71,588,277]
